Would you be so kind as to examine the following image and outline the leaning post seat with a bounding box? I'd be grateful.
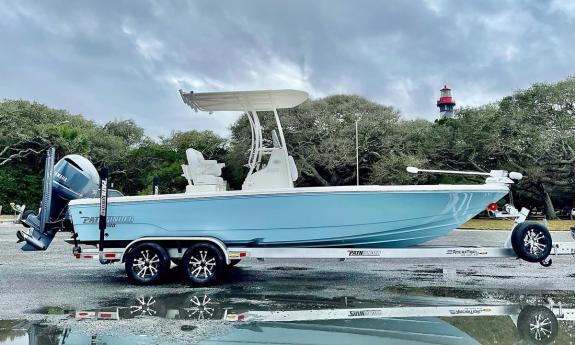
[181,148,226,192]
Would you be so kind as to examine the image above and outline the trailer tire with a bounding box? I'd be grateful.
[517,306,558,344]
[125,242,170,285]
[511,222,552,263]
[182,242,225,286]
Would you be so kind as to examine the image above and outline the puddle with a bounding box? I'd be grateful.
[269,266,310,271]
[6,289,575,344]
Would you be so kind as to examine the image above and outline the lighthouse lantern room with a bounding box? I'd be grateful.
[437,85,456,118]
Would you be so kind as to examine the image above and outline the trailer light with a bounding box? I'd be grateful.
[98,312,115,319]
[75,311,95,319]
[226,314,239,321]
[104,253,117,258]
[487,203,498,212]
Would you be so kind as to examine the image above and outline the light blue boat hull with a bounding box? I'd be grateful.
[68,187,508,248]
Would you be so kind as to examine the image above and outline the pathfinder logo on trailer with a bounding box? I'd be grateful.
[347,250,381,257]
[449,307,491,315]
[348,309,383,317]
[81,216,134,227]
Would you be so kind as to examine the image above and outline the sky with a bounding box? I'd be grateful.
[1,0,574,137]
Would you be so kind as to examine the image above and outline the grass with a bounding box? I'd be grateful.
[461,218,575,231]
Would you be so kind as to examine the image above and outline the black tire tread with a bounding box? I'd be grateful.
[125,242,170,285]
[182,242,225,286]
[517,306,558,344]
[511,222,552,263]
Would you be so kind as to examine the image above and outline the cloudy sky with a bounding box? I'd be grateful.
[1,0,574,137]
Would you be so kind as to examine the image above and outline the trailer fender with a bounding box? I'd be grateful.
[121,237,230,265]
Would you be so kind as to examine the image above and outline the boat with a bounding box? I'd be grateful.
[63,89,511,249]
[19,89,514,251]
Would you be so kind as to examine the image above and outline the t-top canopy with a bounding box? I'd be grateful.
[179,89,309,112]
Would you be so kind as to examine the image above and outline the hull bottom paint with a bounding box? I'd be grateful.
[68,185,508,249]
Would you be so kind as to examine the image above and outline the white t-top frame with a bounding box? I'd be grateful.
[179,89,309,189]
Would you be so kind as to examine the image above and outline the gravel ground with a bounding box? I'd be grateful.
[1,223,575,342]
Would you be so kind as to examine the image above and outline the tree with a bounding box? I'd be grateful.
[424,77,575,218]
[103,119,145,147]
[496,78,575,218]
[0,100,142,211]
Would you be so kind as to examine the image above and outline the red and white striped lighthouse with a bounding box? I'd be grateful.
[437,85,456,118]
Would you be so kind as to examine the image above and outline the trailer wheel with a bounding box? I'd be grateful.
[517,306,558,344]
[511,222,552,263]
[227,259,241,268]
[125,242,170,285]
[182,242,225,286]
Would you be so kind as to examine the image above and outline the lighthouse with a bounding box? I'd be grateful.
[437,85,456,118]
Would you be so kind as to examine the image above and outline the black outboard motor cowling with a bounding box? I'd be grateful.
[19,150,99,251]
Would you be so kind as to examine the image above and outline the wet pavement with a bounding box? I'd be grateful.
[2,288,575,344]
[2,224,575,344]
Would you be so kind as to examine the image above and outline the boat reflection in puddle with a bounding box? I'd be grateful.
[3,293,574,345]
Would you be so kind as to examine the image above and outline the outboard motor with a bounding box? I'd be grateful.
[18,148,100,251]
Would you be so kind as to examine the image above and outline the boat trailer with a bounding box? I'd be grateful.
[74,190,575,285]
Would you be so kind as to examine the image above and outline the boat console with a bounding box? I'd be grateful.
[179,89,306,191]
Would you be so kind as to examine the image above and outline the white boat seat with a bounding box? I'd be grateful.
[186,148,225,176]
[182,148,227,193]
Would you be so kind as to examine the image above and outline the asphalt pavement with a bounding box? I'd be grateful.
[1,224,574,321]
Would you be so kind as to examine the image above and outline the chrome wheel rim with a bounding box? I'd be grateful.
[188,250,216,280]
[523,229,547,255]
[132,249,160,279]
[185,295,215,320]
[130,296,158,317]
[529,312,553,341]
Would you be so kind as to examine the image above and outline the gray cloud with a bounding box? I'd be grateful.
[0,0,574,137]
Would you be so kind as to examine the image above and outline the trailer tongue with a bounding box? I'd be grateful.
[17,147,100,251]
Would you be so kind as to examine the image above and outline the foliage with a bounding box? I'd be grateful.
[0,164,42,212]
